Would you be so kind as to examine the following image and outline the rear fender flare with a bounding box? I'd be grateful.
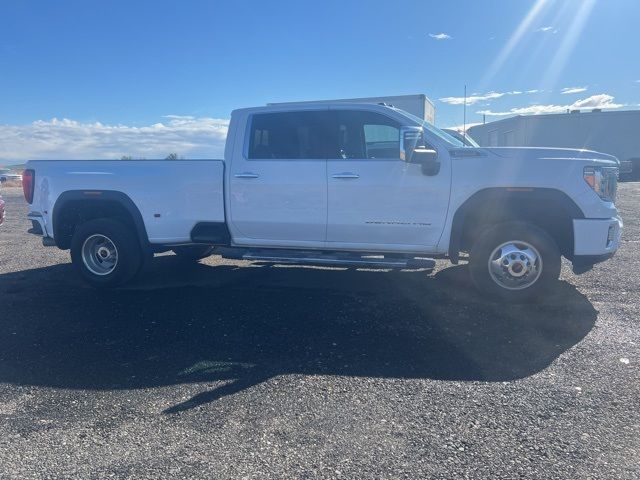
[52,190,149,250]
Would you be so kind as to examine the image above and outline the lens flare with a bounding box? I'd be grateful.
[541,0,597,90]
[480,0,551,88]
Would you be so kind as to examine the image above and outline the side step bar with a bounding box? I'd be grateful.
[219,248,435,270]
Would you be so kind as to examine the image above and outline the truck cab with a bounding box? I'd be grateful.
[225,103,454,252]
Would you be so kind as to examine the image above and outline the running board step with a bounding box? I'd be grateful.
[236,251,435,269]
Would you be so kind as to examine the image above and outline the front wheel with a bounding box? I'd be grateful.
[469,222,561,302]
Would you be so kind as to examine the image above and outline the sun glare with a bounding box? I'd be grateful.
[480,0,550,88]
[541,0,597,90]
[479,0,598,94]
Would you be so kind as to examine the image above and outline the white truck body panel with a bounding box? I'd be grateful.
[229,158,327,245]
[325,155,450,250]
[28,160,225,244]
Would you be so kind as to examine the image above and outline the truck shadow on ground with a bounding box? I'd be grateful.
[0,256,597,414]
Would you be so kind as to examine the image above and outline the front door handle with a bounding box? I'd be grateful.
[234,172,259,179]
[332,173,360,179]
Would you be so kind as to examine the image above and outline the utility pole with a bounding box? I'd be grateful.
[463,85,467,146]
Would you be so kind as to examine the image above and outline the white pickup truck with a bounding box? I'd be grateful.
[23,103,623,301]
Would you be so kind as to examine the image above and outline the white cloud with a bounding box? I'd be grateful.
[571,94,624,109]
[440,92,505,105]
[477,94,625,116]
[535,26,558,33]
[0,116,229,161]
[561,86,588,94]
[429,33,451,40]
[439,89,537,106]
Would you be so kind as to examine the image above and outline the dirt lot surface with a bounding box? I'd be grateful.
[0,184,638,479]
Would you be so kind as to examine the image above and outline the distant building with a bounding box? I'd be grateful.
[468,109,640,179]
[269,94,436,124]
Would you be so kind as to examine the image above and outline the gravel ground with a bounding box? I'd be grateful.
[0,184,638,479]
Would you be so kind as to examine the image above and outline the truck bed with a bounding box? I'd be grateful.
[27,159,225,244]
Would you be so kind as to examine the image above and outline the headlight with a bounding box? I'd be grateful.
[584,166,618,203]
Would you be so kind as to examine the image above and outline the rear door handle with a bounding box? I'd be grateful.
[332,173,360,179]
[234,172,259,179]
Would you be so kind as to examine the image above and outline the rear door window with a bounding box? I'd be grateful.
[248,111,330,159]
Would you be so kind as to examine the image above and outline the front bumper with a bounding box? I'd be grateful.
[572,216,623,273]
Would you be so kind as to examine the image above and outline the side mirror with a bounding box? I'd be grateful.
[400,127,440,176]
[411,148,440,175]
[400,126,423,162]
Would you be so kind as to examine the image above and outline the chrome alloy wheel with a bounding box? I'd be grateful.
[81,234,119,276]
[488,241,542,291]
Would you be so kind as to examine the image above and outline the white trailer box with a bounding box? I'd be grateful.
[269,94,435,124]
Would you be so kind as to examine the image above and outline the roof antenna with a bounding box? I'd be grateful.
[463,85,467,147]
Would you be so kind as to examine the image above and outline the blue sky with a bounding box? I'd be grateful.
[1,0,639,162]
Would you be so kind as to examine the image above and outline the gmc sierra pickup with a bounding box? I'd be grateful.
[23,103,622,301]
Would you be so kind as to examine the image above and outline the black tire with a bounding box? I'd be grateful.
[469,221,561,303]
[172,245,215,262]
[135,247,155,277]
[70,218,142,288]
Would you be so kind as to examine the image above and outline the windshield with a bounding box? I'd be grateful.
[443,128,481,147]
[392,108,465,147]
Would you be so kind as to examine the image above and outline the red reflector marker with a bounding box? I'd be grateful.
[22,169,35,204]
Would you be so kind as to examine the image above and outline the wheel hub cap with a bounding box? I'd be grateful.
[489,241,542,290]
[82,234,118,276]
